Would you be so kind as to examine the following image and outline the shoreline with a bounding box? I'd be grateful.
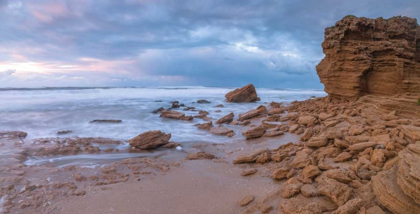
[0,92,419,213]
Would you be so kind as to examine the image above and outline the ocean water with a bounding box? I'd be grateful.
[0,87,326,143]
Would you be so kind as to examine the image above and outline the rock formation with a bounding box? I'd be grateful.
[225,84,259,102]
[317,16,420,100]
[129,130,171,150]
[372,142,420,214]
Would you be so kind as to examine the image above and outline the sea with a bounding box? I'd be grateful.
[0,86,326,142]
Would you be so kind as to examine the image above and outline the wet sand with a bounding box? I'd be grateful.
[58,160,279,214]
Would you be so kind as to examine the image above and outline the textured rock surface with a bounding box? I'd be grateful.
[129,130,171,150]
[225,84,258,102]
[317,16,420,100]
[372,142,420,214]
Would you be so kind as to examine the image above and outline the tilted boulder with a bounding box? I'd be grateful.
[129,130,171,150]
[225,84,259,102]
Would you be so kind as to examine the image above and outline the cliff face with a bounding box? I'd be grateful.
[317,16,420,100]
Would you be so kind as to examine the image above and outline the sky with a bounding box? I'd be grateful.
[0,0,419,88]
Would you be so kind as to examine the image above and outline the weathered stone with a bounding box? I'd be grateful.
[238,105,267,121]
[301,184,319,197]
[225,84,258,103]
[129,130,171,150]
[302,165,321,178]
[242,126,266,139]
[241,168,258,176]
[238,195,254,206]
[317,177,352,206]
[348,142,378,151]
[215,112,234,124]
[210,126,234,137]
[233,149,269,164]
[334,152,352,162]
[301,128,313,141]
[307,136,328,147]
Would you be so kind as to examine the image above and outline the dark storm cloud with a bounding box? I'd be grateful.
[0,0,419,88]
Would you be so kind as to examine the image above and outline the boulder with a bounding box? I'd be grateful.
[272,167,290,180]
[307,136,328,148]
[187,152,216,160]
[298,116,317,126]
[348,142,378,152]
[301,128,313,141]
[215,112,234,124]
[225,84,259,102]
[302,165,321,178]
[317,177,352,206]
[331,198,363,214]
[241,168,258,176]
[195,121,213,130]
[129,130,171,150]
[233,149,269,164]
[325,169,352,184]
[263,128,284,137]
[291,151,313,169]
[160,110,193,120]
[301,184,319,197]
[242,126,266,139]
[210,126,234,137]
[238,105,267,121]
[238,195,254,206]
[333,152,352,162]
[197,99,211,103]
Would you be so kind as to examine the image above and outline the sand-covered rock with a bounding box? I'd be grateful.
[225,84,258,102]
[129,130,171,150]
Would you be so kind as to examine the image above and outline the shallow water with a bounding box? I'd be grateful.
[0,86,325,142]
[1,86,325,167]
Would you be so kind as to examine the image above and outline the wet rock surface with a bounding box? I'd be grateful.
[129,130,171,150]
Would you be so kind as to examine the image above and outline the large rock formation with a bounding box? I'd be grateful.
[317,16,420,100]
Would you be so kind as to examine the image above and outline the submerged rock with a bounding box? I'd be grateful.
[89,119,122,123]
[209,126,234,137]
[160,110,193,121]
[225,84,259,102]
[57,130,73,135]
[0,131,28,139]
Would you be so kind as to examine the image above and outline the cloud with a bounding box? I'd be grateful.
[0,0,419,88]
[0,69,16,78]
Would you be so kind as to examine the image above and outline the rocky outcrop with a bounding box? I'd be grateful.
[371,142,420,214]
[225,84,259,102]
[129,130,171,150]
[317,16,420,100]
